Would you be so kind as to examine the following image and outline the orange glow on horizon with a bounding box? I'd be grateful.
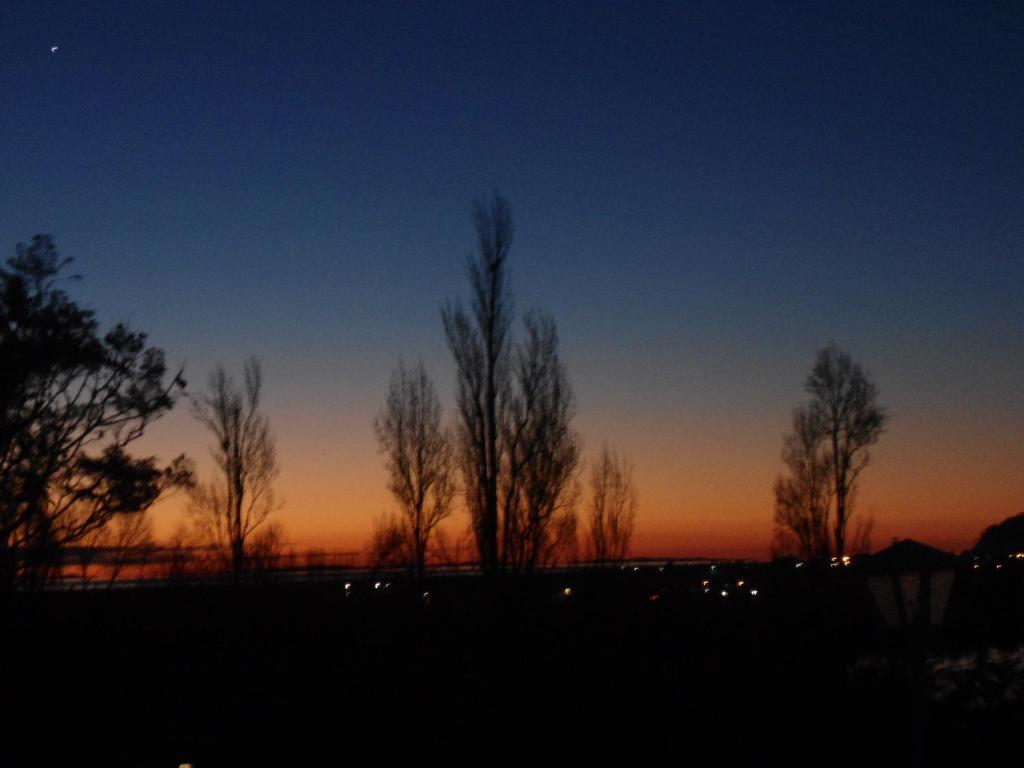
[139,384,1022,563]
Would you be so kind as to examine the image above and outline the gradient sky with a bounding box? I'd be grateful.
[2,1,1021,558]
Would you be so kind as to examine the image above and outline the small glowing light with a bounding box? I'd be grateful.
[633,566,639,572]
[50,46,59,54]
[179,764,193,768]
[710,565,717,572]
[996,564,1003,570]
[385,582,391,589]
[737,580,745,587]
[658,566,664,572]
[795,562,804,568]
[972,564,980,570]
[841,556,851,566]
[344,582,352,590]
[563,587,573,597]
[703,588,710,594]
[702,580,709,587]
[649,594,659,601]
[374,581,382,589]
[720,590,728,597]
[750,589,759,597]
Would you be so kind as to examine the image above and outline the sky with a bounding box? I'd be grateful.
[1,1,1021,559]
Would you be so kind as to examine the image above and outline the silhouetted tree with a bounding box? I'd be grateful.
[246,520,286,574]
[189,358,281,578]
[587,445,637,564]
[544,501,581,566]
[443,196,582,574]
[502,312,580,570]
[374,361,454,580]
[0,235,189,589]
[432,525,470,569]
[805,343,887,557]
[368,513,410,571]
[442,193,514,575]
[772,405,831,560]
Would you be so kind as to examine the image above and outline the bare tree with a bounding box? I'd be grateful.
[772,405,832,560]
[373,362,454,580]
[846,507,874,556]
[501,312,580,570]
[545,503,581,566]
[805,343,887,557]
[189,358,281,578]
[442,193,514,575]
[246,521,287,574]
[587,446,638,564]
[433,525,470,569]
[368,513,410,571]
[442,198,583,574]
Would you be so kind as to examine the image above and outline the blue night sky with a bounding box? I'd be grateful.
[2,1,1022,556]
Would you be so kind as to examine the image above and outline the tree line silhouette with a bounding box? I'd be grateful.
[0,195,895,589]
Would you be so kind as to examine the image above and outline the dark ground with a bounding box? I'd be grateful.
[5,561,1022,766]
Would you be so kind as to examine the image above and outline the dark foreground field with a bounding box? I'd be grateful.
[6,562,1023,766]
